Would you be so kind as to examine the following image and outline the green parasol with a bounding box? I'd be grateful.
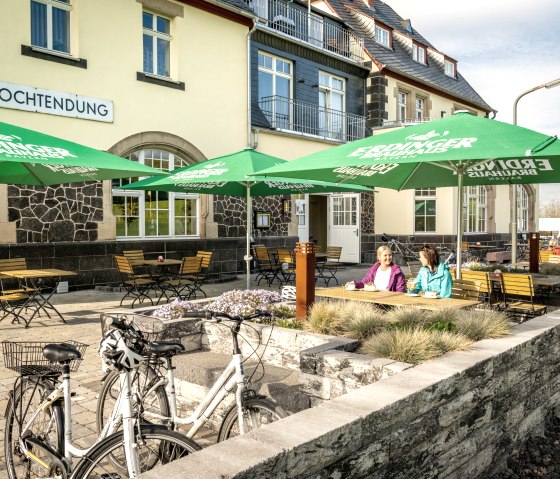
[122,148,372,288]
[256,111,560,273]
[0,121,167,185]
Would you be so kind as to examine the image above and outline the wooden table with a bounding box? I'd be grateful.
[315,287,479,311]
[0,269,76,327]
[143,259,182,267]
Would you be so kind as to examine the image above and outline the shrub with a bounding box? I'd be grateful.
[340,302,386,340]
[383,306,428,330]
[271,303,296,319]
[424,308,459,333]
[431,331,472,354]
[540,263,560,276]
[454,308,511,341]
[205,289,282,316]
[305,301,344,335]
[360,328,438,365]
[152,299,200,320]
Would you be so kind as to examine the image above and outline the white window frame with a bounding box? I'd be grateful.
[375,24,390,48]
[412,43,426,64]
[398,91,407,121]
[318,71,346,140]
[414,188,436,233]
[112,149,199,239]
[142,10,172,78]
[517,185,529,232]
[258,51,293,129]
[31,0,72,54]
[444,59,456,78]
[415,97,424,121]
[463,186,487,233]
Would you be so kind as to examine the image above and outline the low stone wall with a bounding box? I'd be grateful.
[139,311,560,479]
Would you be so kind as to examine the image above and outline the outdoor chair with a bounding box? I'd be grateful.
[253,245,281,286]
[123,249,158,280]
[114,255,156,308]
[0,292,30,324]
[316,246,342,286]
[451,279,482,302]
[161,256,203,301]
[500,273,547,321]
[0,258,36,296]
[539,250,553,263]
[450,269,500,308]
[276,248,296,287]
[186,251,213,298]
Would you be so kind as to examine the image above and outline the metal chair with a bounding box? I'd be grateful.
[316,246,342,286]
[276,248,296,287]
[253,245,281,286]
[500,273,547,321]
[161,256,203,301]
[187,251,213,298]
[114,255,156,308]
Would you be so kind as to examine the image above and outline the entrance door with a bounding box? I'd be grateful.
[329,194,360,263]
[296,195,309,242]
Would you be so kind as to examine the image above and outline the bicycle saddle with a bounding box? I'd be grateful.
[147,342,185,356]
[43,343,82,363]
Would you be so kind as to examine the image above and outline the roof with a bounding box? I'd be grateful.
[218,0,254,14]
[323,0,493,112]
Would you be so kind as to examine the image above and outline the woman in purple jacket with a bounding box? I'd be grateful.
[346,245,406,292]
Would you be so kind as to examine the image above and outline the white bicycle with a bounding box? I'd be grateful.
[96,310,288,442]
[2,325,200,479]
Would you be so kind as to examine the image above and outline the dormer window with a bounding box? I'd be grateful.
[375,24,391,48]
[444,59,456,78]
[412,43,426,65]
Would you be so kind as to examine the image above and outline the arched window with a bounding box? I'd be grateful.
[517,185,529,232]
[112,149,199,238]
[463,186,487,233]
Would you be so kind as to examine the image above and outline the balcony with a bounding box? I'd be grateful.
[259,95,366,142]
[247,0,366,64]
[380,117,440,129]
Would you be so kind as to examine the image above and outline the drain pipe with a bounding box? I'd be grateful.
[247,19,258,149]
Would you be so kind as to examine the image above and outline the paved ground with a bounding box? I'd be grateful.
[0,265,370,478]
[0,264,557,478]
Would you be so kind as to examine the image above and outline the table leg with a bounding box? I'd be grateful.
[22,279,67,327]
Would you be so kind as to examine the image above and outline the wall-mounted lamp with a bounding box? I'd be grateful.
[282,198,292,215]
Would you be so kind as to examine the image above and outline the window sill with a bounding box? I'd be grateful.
[21,45,87,68]
[136,72,185,91]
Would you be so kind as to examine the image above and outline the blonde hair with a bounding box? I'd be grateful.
[377,245,392,258]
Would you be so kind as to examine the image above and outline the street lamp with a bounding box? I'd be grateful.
[510,77,560,264]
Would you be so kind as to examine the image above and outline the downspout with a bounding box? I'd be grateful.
[247,19,258,148]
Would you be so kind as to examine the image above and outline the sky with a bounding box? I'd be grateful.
[386,0,560,204]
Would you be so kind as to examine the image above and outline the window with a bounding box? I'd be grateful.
[398,91,407,121]
[375,25,390,48]
[517,185,529,232]
[412,43,426,64]
[415,98,424,121]
[444,59,456,78]
[112,149,199,238]
[143,11,171,77]
[258,52,292,129]
[463,186,487,233]
[31,0,71,54]
[414,188,436,232]
[332,196,357,226]
[318,71,345,140]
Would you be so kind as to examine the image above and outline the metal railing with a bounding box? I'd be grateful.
[381,117,440,128]
[248,0,365,64]
[259,95,366,142]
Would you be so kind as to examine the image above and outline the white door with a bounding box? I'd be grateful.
[329,194,360,263]
[296,195,309,242]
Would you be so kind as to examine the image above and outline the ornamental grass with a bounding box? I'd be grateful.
[454,308,511,341]
[360,329,439,365]
[340,302,386,340]
[305,301,345,336]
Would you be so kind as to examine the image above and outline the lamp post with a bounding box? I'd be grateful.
[510,77,560,265]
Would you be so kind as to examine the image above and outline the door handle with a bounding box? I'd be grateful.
[355,229,359,236]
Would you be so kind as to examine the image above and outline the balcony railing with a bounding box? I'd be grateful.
[259,95,366,142]
[247,0,365,64]
[380,117,440,128]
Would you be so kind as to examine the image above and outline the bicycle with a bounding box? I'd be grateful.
[96,309,288,443]
[381,233,419,261]
[2,326,200,479]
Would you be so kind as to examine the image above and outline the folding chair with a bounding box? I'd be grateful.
[451,269,500,308]
[500,273,547,322]
[276,248,296,287]
[316,246,342,286]
[253,245,281,286]
[123,249,158,280]
[0,292,30,324]
[451,279,481,301]
[114,255,156,308]
[161,256,203,301]
[185,251,213,298]
[0,258,36,296]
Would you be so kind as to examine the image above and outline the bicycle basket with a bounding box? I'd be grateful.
[100,312,167,343]
[1,340,88,376]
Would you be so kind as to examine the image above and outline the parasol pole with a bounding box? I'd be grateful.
[455,167,464,280]
[245,182,253,290]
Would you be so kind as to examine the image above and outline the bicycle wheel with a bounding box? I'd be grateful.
[217,397,287,442]
[96,364,170,434]
[4,378,65,479]
[70,427,201,479]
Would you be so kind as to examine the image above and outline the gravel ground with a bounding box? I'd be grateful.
[492,415,560,479]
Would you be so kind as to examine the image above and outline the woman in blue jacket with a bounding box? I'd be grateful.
[409,244,453,298]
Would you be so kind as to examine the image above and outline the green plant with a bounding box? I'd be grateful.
[340,302,386,340]
[539,263,560,275]
[383,306,428,330]
[305,301,344,335]
[274,318,304,330]
[271,304,296,319]
[360,328,438,365]
[454,308,511,341]
[431,331,472,354]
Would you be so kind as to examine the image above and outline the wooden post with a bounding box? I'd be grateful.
[295,242,315,320]
[529,232,539,274]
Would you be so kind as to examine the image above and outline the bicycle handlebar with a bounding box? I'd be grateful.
[183,309,272,322]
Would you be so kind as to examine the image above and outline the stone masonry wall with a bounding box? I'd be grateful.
[140,312,560,479]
